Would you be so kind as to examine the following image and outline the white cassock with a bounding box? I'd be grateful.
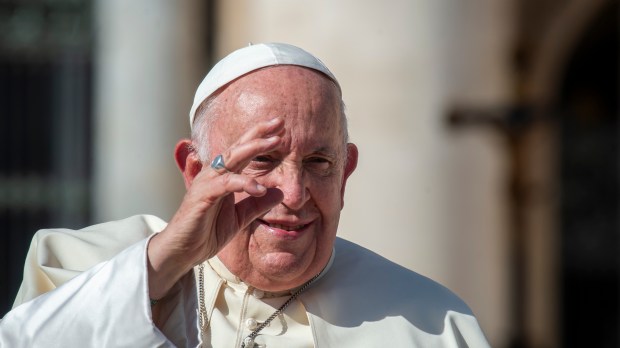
[0,215,491,347]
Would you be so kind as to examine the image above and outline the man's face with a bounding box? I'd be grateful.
[206,66,356,291]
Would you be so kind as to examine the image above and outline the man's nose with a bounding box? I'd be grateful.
[276,165,309,211]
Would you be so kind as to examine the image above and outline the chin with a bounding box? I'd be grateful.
[252,250,316,289]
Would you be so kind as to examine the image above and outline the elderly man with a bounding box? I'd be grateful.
[1,43,489,347]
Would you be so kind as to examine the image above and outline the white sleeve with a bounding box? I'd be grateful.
[0,237,188,348]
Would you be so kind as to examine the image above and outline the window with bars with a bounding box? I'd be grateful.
[0,0,92,316]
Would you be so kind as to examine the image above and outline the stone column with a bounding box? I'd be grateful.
[93,0,208,222]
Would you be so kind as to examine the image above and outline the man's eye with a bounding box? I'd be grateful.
[248,156,277,172]
[306,157,329,164]
[253,156,273,163]
[305,157,332,173]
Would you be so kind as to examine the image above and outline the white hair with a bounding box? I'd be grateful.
[190,94,220,162]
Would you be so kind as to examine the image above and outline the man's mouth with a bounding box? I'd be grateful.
[265,222,306,231]
[257,219,311,234]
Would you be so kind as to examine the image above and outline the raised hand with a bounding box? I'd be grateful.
[147,117,285,301]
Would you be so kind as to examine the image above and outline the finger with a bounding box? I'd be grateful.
[217,135,280,174]
[200,136,279,181]
[194,132,276,179]
[235,188,284,230]
[208,118,284,175]
[236,117,285,145]
[193,173,268,206]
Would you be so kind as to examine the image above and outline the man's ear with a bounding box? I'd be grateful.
[340,143,359,208]
[174,139,203,189]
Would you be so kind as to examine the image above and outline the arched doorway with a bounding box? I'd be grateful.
[558,2,618,346]
[516,0,617,346]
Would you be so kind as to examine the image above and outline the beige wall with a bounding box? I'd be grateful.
[216,1,515,346]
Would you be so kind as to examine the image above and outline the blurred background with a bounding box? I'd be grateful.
[0,0,618,347]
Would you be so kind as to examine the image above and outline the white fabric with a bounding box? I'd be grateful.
[1,215,490,347]
[189,43,340,127]
[201,257,316,347]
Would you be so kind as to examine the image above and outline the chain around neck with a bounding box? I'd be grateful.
[196,263,321,348]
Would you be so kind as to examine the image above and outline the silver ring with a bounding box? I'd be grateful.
[210,154,229,174]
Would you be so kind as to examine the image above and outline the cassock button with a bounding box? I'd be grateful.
[253,289,265,299]
[246,318,259,330]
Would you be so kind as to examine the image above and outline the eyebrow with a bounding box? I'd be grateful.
[309,146,339,158]
[263,146,340,160]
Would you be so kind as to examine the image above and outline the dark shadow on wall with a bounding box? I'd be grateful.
[559,2,619,347]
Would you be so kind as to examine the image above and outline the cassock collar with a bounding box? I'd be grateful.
[207,247,335,298]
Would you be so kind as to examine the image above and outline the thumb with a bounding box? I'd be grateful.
[235,188,284,229]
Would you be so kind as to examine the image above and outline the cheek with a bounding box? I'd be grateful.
[309,180,344,216]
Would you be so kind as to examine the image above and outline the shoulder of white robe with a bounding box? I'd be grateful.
[12,214,167,307]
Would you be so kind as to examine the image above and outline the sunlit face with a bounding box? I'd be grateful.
[206,66,356,291]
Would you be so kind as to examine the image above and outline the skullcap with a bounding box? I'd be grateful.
[189,43,339,128]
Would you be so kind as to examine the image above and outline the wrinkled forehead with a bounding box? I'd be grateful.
[225,65,340,110]
[210,66,343,150]
[190,42,340,129]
